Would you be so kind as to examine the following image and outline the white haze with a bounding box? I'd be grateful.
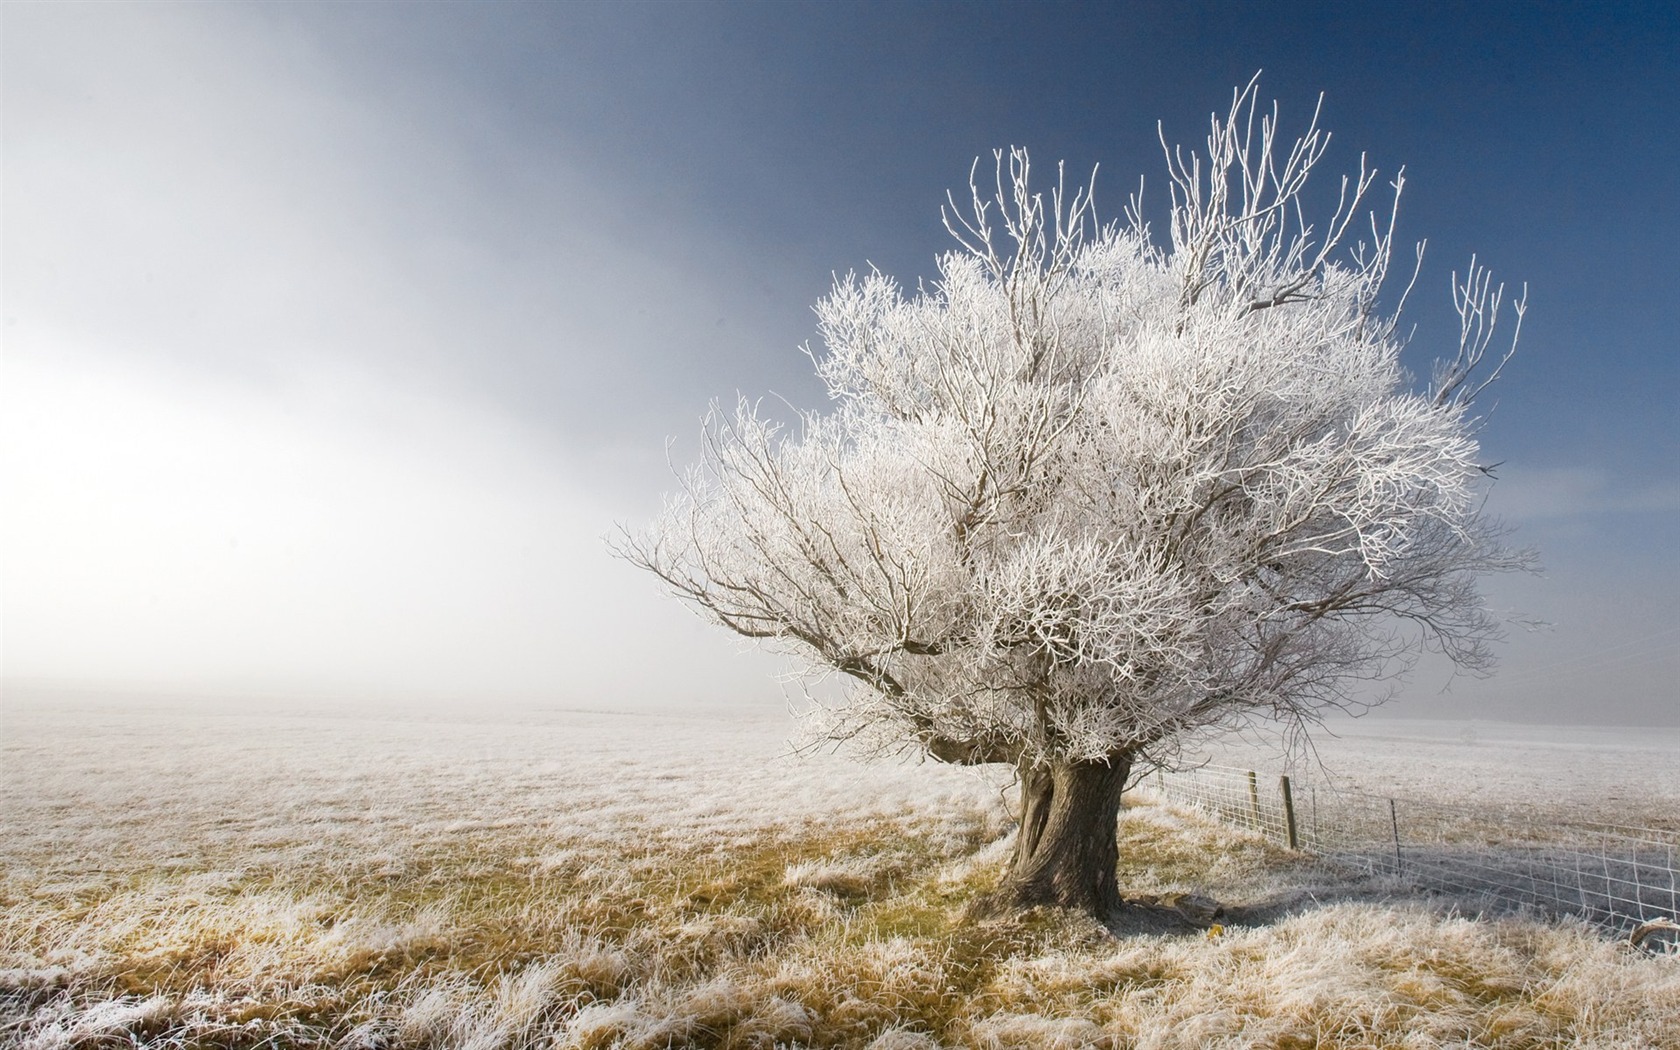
[1,349,783,706]
[1,3,788,709]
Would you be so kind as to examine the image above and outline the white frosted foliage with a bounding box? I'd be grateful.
[621,81,1531,770]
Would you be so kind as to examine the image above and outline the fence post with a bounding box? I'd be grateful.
[1246,770,1261,831]
[1389,798,1403,875]
[1279,775,1300,850]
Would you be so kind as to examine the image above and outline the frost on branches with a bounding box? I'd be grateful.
[617,81,1532,916]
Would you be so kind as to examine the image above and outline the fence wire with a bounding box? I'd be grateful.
[1146,764,1680,944]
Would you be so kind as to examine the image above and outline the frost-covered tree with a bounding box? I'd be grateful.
[617,81,1531,916]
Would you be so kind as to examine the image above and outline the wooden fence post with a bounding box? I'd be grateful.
[1389,798,1403,874]
[1246,770,1261,831]
[1279,775,1300,850]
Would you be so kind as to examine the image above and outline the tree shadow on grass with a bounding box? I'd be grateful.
[1121,844,1680,950]
[1111,796,1680,942]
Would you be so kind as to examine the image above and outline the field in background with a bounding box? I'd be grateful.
[1188,716,1680,829]
[3,695,1676,1048]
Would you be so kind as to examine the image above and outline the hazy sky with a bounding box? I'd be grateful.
[4,1,1676,724]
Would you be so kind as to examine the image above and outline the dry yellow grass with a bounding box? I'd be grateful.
[3,700,1675,1048]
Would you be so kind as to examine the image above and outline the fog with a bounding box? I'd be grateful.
[2,348,785,707]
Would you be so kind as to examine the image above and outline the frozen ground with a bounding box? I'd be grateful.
[0,694,1013,880]
[3,692,1676,1048]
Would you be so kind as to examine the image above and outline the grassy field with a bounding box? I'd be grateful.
[3,696,1675,1048]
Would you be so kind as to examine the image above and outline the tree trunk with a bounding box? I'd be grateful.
[989,752,1132,916]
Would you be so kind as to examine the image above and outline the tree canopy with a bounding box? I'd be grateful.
[617,82,1530,912]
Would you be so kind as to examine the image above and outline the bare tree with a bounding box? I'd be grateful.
[616,79,1532,917]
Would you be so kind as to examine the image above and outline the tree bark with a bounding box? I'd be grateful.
[988,752,1132,916]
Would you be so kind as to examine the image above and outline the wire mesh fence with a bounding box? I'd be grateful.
[1145,764,1680,946]
[1144,764,1299,847]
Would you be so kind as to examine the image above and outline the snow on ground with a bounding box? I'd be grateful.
[0,693,1013,886]
[6,695,1673,879]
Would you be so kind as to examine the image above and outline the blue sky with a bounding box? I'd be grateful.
[4,1,1676,724]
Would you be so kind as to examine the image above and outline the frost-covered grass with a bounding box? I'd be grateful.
[3,696,1676,1048]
